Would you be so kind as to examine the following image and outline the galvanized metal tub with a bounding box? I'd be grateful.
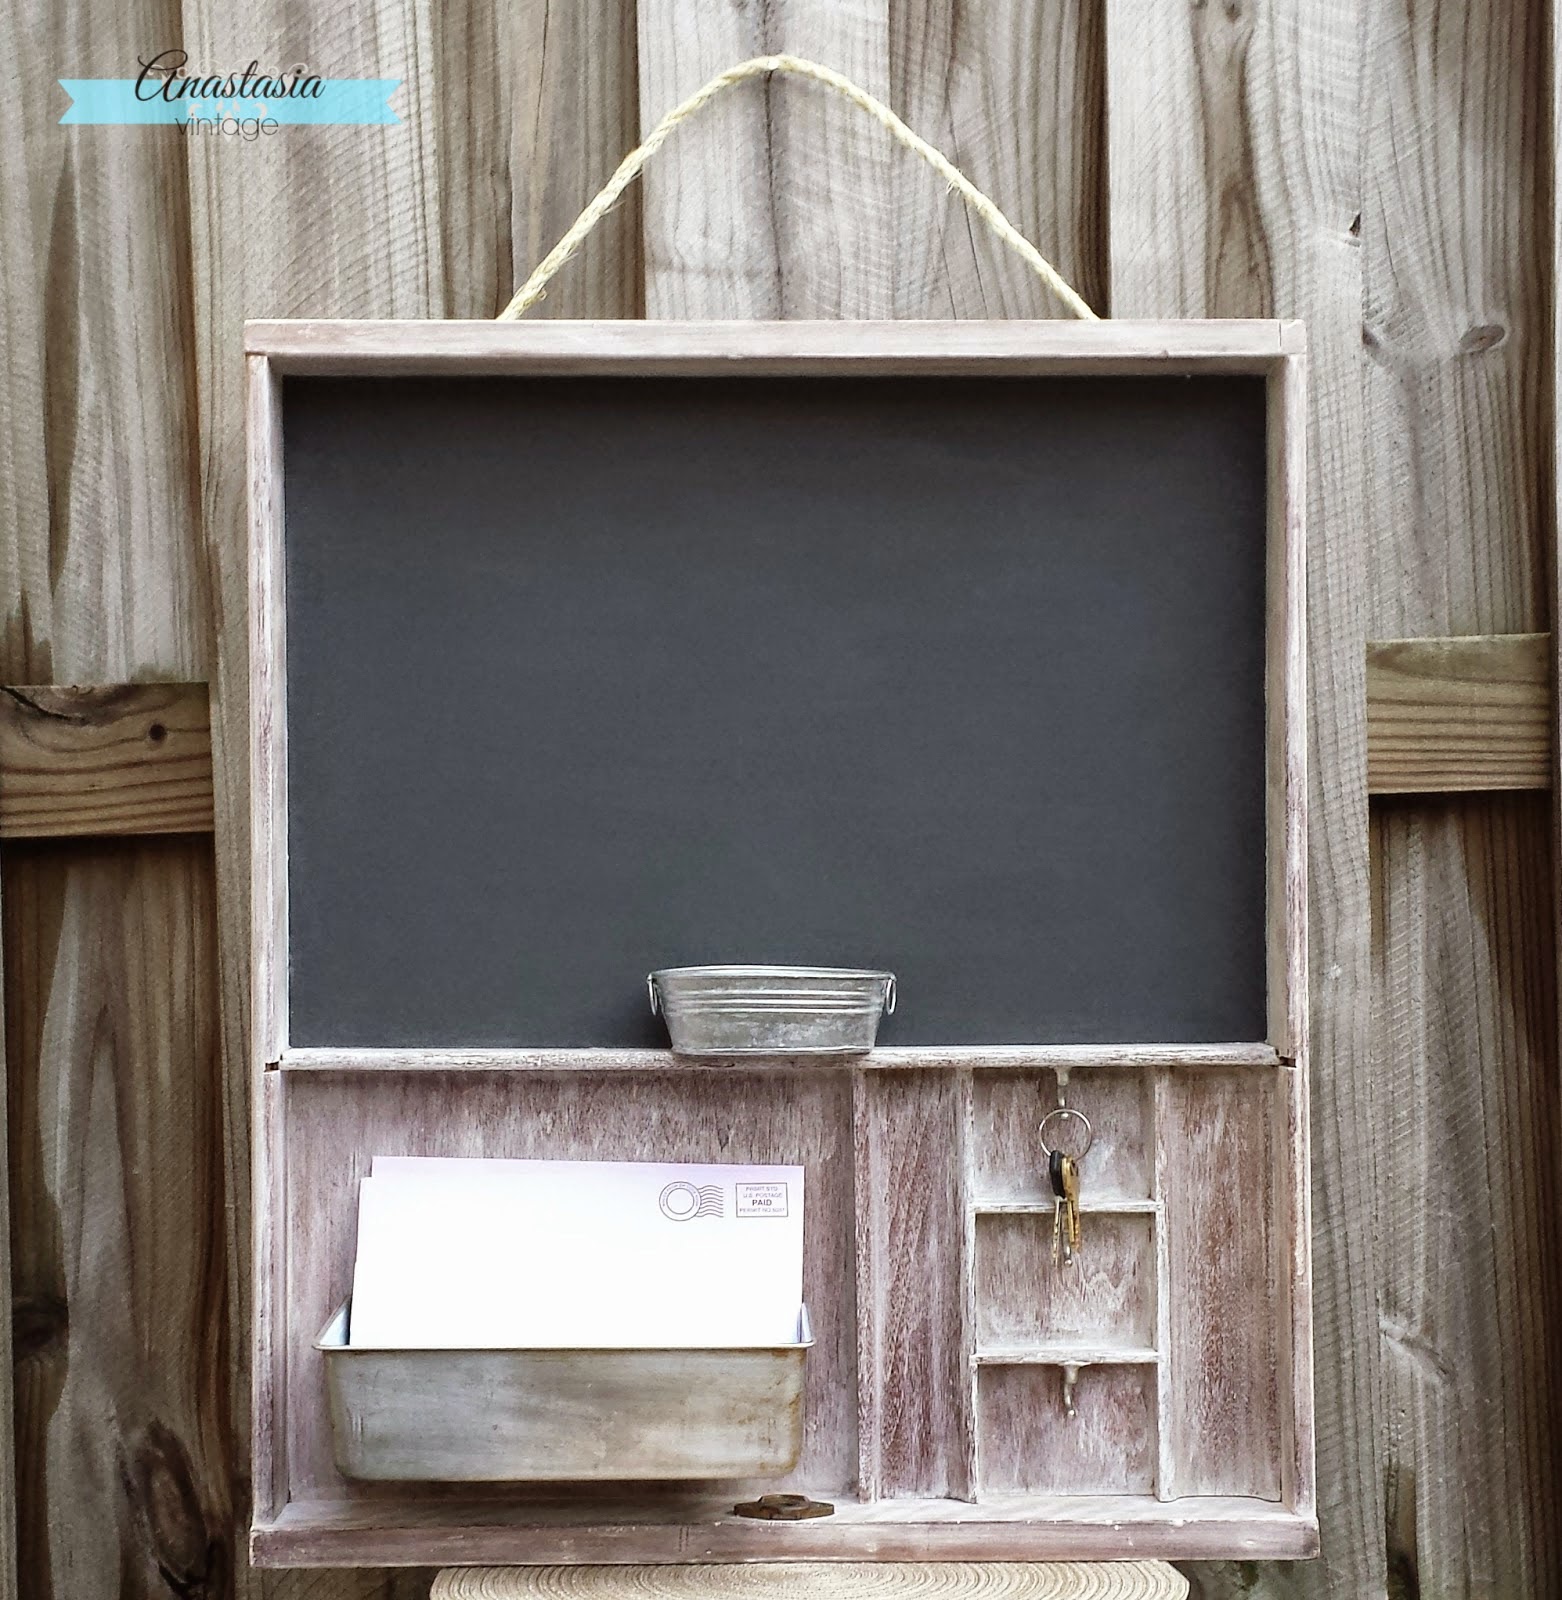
[316,1301,813,1482]
[648,966,896,1056]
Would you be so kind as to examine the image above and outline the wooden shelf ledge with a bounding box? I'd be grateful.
[275,1044,1283,1073]
[974,1346,1162,1367]
[253,1492,1315,1566]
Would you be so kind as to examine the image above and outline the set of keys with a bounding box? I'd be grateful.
[1039,1103,1093,1271]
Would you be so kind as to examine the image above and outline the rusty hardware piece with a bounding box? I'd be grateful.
[732,1493,835,1521]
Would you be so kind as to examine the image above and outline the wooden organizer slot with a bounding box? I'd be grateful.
[257,1055,1303,1561]
[964,1066,1282,1504]
[246,320,1314,1567]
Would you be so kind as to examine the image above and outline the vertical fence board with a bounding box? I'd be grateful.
[1105,1,1377,1595]
[637,1,894,318]
[0,886,11,1599]
[1363,0,1560,1589]
[888,0,1105,318]
[6,840,234,1600]
[1371,799,1560,1595]
[0,0,227,1596]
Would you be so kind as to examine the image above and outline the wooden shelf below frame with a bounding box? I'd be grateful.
[252,1492,1317,1567]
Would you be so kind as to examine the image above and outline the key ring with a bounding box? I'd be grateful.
[1038,1105,1094,1160]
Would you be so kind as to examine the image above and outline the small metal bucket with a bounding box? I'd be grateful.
[648,966,896,1056]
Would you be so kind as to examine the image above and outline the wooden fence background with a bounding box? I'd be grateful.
[2,0,1558,1594]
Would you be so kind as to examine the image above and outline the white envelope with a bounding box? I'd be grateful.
[347,1155,805,1350]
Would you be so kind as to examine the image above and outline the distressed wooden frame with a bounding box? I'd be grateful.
[245,318,1312,1566]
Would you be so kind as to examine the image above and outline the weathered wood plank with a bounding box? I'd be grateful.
[0,683,213,839]
[6,838,236,1599]
[1372,798,1562,1595]
[1158,1072,1280,1502]
[279,1045,1285,1073]
[636,3,893,319]
[0,868,14,1599]
[1367,633,1552,793]
[1105,0,1373,1593]
[890,0,1104,318]
[431,1563,1189,1600]
[254,1493,1317,1567]
[1363,0,1559,1585]
[0,0,225,1594]
[854,1070,972,1499]
[245,316,1288,370]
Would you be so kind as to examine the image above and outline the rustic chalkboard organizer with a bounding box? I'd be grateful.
[246,319,1312,1567]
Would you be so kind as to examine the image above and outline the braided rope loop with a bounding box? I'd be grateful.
[496,54,1098,321]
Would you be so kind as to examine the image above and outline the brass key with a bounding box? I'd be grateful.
[1049,1148,1069,1267]
[1060,1152,1082,1263]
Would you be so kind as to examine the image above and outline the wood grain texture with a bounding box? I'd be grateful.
[1106,0,1373,1590]
[889,0,1104,319]
[1363,0,1559,1588]
[6,838,234,1600]
[977,1367,1157,1496]
[280,1046,1284,1074]
[432,1563,1189,1600]
[853,1072,972,1500]
[247,356,286,1074]
[0,854,14,1596]
[1367,633,1552,793]
[0,683,212,839]
[254,1492,1316,1568]
[1372,799,1562,1596]
[0,0,225,1594]
[972,1070,1152,1205]
[1265,354,1311,1061]
[245,317,1293,372]
[975,1213,1156,1358]
[1160,1073,1280,1504]
[636,0,893,319]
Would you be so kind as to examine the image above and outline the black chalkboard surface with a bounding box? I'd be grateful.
[281,372,1268,1047]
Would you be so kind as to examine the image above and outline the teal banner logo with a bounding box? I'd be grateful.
[59,52,400,126]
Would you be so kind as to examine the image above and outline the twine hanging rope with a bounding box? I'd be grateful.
[496,54,1099,321]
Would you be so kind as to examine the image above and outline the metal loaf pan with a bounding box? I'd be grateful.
[648,965,896,1056]
[316,1301,813,1482]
